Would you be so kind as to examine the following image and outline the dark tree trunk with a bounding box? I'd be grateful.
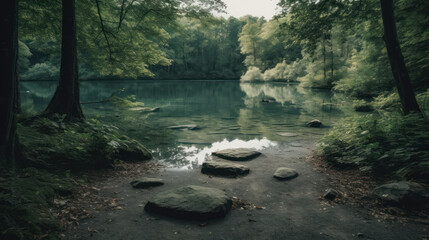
[44,0,83,120]
[323,35,326,83]
[0,0,18,166]
[380,0,420,114]
[330,38,334,85]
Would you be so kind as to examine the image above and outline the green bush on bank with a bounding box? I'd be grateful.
[318,112,429,183]
[0,115,152,239]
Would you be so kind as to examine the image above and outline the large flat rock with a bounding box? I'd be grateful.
[145,185,232,220]
[201,161,250,177]
[273,167,299,180]
[212,148,261,161]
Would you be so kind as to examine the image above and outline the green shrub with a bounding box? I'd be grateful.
[353,99,374,112]
[318,113,429,183]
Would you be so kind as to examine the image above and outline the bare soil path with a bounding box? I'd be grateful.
[62,141,428,240]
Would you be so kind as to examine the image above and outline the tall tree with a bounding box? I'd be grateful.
[43,0,83,119]
[0,0,19,166]
[380,0,420,114]
[278,0,421,114]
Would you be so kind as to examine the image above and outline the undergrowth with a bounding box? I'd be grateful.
[0,168,74,240]
[318,112,429,183]
[0,114,152,239]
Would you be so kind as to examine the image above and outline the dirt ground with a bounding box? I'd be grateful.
[60,141,429,240]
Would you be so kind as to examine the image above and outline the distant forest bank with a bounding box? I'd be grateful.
[19,3,429,100]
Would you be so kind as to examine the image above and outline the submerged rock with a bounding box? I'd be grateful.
[323,188,341,201]
[129,107,160,112]
[113,137,152,162]
[372,181,429,207]
[277,132,298,137]
[202,161,250,177]
[145,185,232,220]
[130,178,164,188]
[273,167,299,180]
[168,124,200,130]
[306,119,323,128]
[212,148,261,161]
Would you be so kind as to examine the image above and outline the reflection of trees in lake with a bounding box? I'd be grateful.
[238,82,354,130]
[240,83,302,105]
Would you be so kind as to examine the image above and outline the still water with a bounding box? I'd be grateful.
[21,80,355,169]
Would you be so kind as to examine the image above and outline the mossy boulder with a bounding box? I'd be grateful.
[201,161,250,177]
[145,185,232,220]
[373,181,429,208]
[18,116,152,169]
[212,148,261,161]
[111,137,152,162]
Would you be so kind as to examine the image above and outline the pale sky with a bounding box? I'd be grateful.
[219,0,279,20]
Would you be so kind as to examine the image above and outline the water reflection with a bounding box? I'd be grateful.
[159,138,277,170]
[20,80,357,167]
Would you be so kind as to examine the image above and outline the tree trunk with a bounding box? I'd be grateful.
[380,0,420,114]
[330,37,334,87]
[0,0,18,166]
[44,0,83,120]
[323,35,326,83]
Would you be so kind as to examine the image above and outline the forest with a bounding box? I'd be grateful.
[1,0,429,239]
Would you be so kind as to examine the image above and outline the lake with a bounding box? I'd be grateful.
[21,80,356,169]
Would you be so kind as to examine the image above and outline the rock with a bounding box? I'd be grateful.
[277,132,298,137]
[168,124,200,130]
[307,119,323,128]
[202,161,250,177]
[113,137,152,162]
[130,178,164,188]
[372,181,429,207]
[273,167,299,180]
[212,148,261,161]
[323,188,340,201]
[129,107,160,112]
[145,185,232,220]
[262,98,275,103]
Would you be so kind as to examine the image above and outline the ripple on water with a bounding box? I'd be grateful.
[159,137,277,170]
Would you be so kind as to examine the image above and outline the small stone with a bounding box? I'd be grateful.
[168,125,199,130]
[307,119,323,128]
[277,132,298,137]
[202,161,250,177]
[273,167,299,180]
[212,148,261,161]
[323,188,340,201]
[130,178,164,188]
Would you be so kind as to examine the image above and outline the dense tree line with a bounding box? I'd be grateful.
[240,0,428,113]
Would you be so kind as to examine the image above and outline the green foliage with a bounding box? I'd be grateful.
[108,95,145,108]
[240,66,264,82]
[153,16,246,80]
[0,168,74,240]
[318,113,429,183]
[18,0,226,79]
[18,115,151,170]
[353,100,374,112]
